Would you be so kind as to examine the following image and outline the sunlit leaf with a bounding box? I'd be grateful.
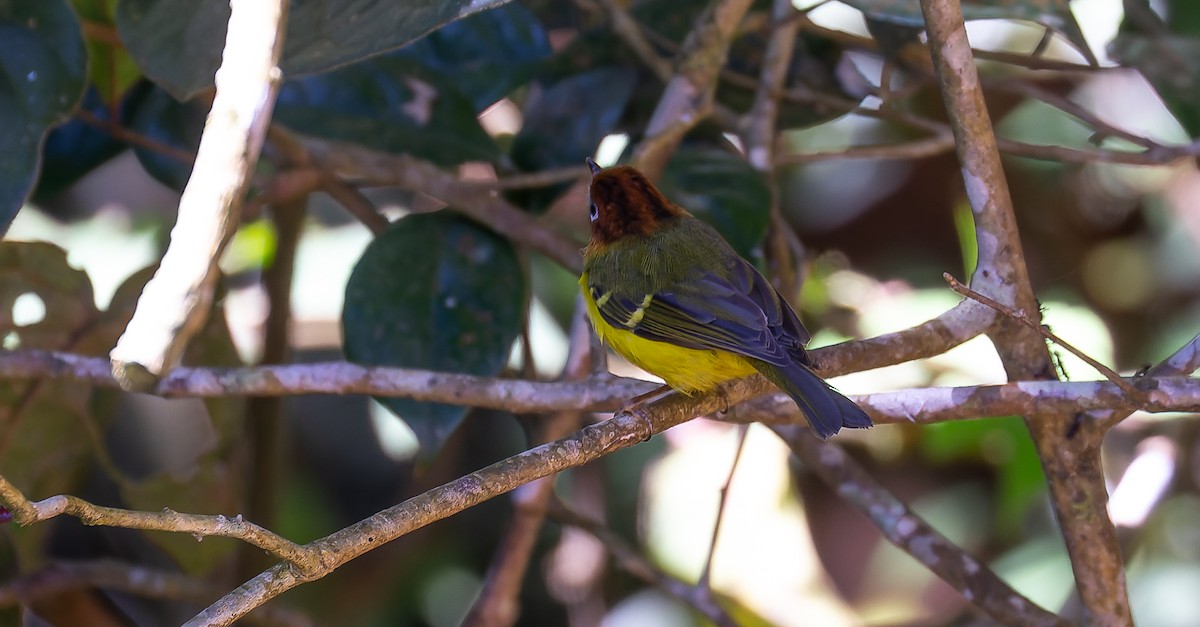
[71,0,141,104]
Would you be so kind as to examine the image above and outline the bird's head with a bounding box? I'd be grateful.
[585,158,687,248]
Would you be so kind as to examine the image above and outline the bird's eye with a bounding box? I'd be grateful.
[589,202,599,222]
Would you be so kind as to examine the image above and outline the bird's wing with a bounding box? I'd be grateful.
[587,258,807,367]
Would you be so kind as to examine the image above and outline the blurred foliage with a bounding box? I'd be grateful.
[1,0,1200,625]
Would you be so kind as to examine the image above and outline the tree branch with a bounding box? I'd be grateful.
[775,426,1068,626]
[110,0,288,391]
[919,0,1132,622]
[632,0,756,177]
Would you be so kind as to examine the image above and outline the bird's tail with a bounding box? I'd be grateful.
[758,362,872,439]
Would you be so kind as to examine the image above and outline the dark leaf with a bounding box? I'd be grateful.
[399,2,551,113]
[508,67,636,211]
[658,149,772,260]
[342,212,524,457]
[0,0,87,233]
[34,86,125,200]
[115,0,515,101]
[274,54,499,166]
[124,82,204,190]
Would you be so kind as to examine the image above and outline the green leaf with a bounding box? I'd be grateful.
[399,2,550,113]
[1110,34,1200,137]
[0,0,87,233]
[919,417,1045,537]
[842,0,1095,65]
[274,54,499,166]
[342,212,524,457]
[71,0,141,104]
[657,149,772,260]
[115,0,515,101]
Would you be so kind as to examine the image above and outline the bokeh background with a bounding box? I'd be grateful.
[3,0,1200,625]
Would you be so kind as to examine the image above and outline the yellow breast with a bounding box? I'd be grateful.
[580,274,757,393]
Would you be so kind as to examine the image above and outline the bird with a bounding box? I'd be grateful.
[578,158,872,438]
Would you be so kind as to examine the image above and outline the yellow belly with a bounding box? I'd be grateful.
[581,275,757,393]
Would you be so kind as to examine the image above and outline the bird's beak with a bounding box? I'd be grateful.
[586,157,601,176]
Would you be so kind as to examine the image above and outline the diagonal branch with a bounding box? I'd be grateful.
[775,426,1068,626]
[631,0,757,177]
[110,0,288,392]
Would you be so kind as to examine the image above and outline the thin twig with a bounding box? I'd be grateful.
[0,349,1197,428]
[74,108,197,164]
[944,273,1140,395]
[0,473,309,568]
[592,0,673,81]
[697,425,748,592]
[548,498,739,627]
[277,131,585,273]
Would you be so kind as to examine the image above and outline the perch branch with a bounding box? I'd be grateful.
[2,349,1197,420]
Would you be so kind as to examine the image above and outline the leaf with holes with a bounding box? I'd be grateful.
[0,0,87,233]
[0,243,99,567]
[342,212,524,457]
[116,0,515,101]
[101,267,244,575]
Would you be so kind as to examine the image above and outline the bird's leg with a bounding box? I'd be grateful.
[617,384,673,440]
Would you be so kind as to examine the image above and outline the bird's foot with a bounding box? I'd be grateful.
[618,384,673,442]
[617,406,654,442]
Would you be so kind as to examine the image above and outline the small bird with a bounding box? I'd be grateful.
[579,159,872,438]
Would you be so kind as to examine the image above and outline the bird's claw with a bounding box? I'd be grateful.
[617,406,654,442]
